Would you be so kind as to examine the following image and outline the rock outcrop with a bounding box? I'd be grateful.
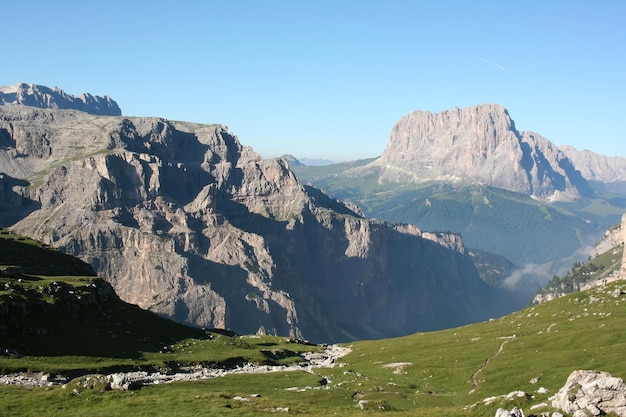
[0,104,514,342]
[551,370,626,417]
[366,104,590,201]
[622,214,626,280]
[591,219,624,258]
[0,83,121,116]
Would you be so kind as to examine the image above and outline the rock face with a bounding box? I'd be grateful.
[622,214,626,280]
[591,220,624,258]
[561,145,626,183]
[0,104,513,342]
[369,104,590,201]
[0,83,121,116]
[551,370,626,417]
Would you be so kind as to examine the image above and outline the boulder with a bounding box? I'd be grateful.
[494,407,524,417]
[551,370,626,417]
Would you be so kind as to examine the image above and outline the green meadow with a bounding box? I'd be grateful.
[2,229,626,416]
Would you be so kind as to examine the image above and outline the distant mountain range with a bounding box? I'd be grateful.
[280,155,338,167]
[296,104,626,202]
[0,83,121,116]
[291,104,626,283]
[2,85,623,341]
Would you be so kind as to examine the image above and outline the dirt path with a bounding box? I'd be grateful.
[468,337,515,394]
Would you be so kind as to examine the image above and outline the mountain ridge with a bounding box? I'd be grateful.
[0,83,121,116]
[366,103,590,202]
[291,104,626,283]
[0,102,519,343]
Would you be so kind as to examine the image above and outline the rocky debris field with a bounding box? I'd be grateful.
[0,344,351,390]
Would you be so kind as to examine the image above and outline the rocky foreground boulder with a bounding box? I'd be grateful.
[551,370,626,417]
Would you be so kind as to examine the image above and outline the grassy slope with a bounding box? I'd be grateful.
[2,230,626,416]
[537,240,624,297]
[2,280,625,416]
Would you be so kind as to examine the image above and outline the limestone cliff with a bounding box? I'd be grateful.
[0,83,121,116]
[561,145,626,183]
[367,104,590,201]
[0,104,513,342]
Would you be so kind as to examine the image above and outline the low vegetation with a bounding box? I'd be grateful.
[2,229,626,416]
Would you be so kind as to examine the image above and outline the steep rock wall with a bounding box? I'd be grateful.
[1,105,513,342]
[370,104,589,201]
[0,83,121,116]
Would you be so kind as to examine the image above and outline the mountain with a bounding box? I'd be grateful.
[279,154,304,167]
[0,83,121,116]
[0,102,520,343]
[370,103,589,202]
[292,104,625,278]
[279,155,336,167]
[298,157,336,166]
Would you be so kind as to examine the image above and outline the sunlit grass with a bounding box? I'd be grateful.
[3,229,626,416]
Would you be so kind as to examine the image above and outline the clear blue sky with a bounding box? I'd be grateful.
[3,0,625,161]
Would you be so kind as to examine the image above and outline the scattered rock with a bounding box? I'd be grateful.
[0,372,67,387]
[505,390,528,400]
[530,402,548,410]
[108,372,142,390]
[495,406,524,417]
[0,344,350,389]
[232,396,250,402]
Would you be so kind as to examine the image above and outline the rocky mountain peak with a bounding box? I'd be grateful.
[0,102,516,342]
[372,104,589,201]
[0,83,122,116]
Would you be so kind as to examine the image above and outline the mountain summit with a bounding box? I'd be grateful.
[0,83,121,116]
[372,104,589,201]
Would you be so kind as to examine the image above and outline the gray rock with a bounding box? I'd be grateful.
[366,104,589,201]
[0,103,510,342]
[494,407,524,417]
[0,83,121,116]
[494,408,509,417]
[552,370,626,417]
